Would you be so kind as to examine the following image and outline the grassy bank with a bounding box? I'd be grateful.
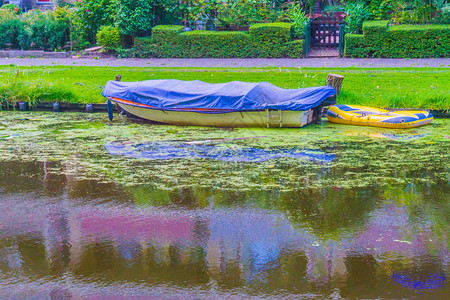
[0,66,448,109]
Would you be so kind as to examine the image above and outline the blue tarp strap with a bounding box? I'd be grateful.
[107,98,114,121]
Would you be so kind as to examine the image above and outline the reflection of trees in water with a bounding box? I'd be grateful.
[0,161,47,194]
[0,160,448,297]
[277,187,379,239]
[0,159,134,203]
[128,182,447,244]
[0,204,447,297]
[70,240,211,285]
[0,235,50,277]
[126,184,376,239]
[382,183,448,240]
[344,254,378,292]
[46,204,71,276]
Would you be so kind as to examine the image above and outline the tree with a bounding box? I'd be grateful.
[110,0,155,38]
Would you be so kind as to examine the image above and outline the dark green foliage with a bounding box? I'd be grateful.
[344,34,369,58]
[110,0,154,36]
[151,25,184,44]
[96,26,120,51]
[140,23,301,58]
[1,4,22,15]
[151,25,185,57]
[178,31,254,58]
[362,21,389,38]
[25,12,70,51]
[73,0,113,44]
[0,8,70,52]
[250,22,293,57]
[285,40,305,58]
[345,2,370,34]
[386,25,449,58]
[0,18,29,49]
[128,37,157,57]
[345,21,450,58]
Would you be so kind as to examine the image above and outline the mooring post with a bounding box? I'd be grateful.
[107,75,121,121]
[314,74,344,124]
[53,102,60,112]
[107,99,113,121]
[18,102,27,111]
[86,103,94,113]
[326,74,344,96]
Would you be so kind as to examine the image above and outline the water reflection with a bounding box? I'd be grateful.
[0,160,448,298]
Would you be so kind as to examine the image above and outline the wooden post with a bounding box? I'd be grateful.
[114,74,123,117]
[326,74,344,95]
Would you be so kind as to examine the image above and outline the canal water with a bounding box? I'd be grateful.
[0,112,448,299]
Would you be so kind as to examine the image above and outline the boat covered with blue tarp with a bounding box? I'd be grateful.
[102,79,337,127]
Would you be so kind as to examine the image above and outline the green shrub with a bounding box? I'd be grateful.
[345,21,450,58]
[214,0,283,28]
[361,21,389,56]
[286,3,309,39]
[22,10,70,51]
[151,25,185,57]
[362,20,389,36]
[96,26,120,50]
[73,0,113,44]
[110,0,154,36]
[1,4,22,15]
[285,39,305,58]
[442,4,450,24]
[128,23,303,58]
[130,37,156,57]
[383,25,450,58]
[249,22,293,57]
[344,34,369,57]
[368,0,397,20]
[0,10,28,49]
[151,25,184,44]
[345,2,370,34]
[178,31,253,58]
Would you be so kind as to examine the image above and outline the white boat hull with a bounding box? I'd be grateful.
[112,99,315,128]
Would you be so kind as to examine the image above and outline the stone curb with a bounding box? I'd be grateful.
[1,102,114,113]
[0,50,68,58]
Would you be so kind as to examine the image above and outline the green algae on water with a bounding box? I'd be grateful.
[0,111,448,192]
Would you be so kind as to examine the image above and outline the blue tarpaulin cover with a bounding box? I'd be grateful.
[102,79,336,112]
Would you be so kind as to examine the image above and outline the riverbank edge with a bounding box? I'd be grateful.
[1,57,449,68]
[1,102,449,118]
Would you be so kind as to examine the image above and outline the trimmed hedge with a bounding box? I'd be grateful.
[179,31,254,58]
[345,21,450,58]
[134,23,304,58]
[344,34,369,58]
[131,37,156,57]
[151,25,185,57]
[285,39,305,58]
[151,25,184,44]
[250,22,293,58]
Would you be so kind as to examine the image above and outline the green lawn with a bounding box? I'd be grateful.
[0,66,448,109]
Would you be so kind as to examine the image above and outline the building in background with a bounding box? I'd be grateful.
[2,0,70,11]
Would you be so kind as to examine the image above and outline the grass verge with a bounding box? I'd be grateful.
[0,66,448,109]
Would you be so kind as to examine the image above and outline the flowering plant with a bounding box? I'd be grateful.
[74,0,113,44]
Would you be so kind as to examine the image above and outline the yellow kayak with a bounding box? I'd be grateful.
[326,105,433,129]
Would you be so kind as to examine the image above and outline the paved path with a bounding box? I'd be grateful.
[0,57,449,68]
